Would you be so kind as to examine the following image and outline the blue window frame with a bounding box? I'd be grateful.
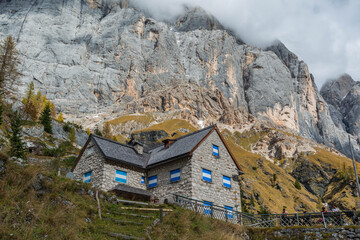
[170,169,181,182]
[84,171,92,183]
[202,169,212,182]
[225,206,233,219]
[204,201,212,215]
[148,175,157,188]
[115,170,127,183]
[213,144,219,156]
[141,176,145,184]
[223,175,231,188]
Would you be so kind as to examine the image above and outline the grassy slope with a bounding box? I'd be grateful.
[151,207,245,240]
[0,162,167,240]
[224,133,318,213]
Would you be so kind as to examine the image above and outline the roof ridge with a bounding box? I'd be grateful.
[147,125,215,151]
[91,134,150,153]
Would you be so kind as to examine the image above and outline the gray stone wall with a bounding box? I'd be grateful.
[191,131,241,210]
[73,141,105,188]
[101,161,146,192]
[147,157,192,202]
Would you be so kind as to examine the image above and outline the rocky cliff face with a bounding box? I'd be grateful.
[321,74,360,140]
[1,0,360,160]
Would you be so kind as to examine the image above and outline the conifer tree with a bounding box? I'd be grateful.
[102,122,112,139]
[40,103,52,134]
[8,111,26,159]
[0,104,3,125]
[22,81,35,105]
[294,179,301,190]
[95,127,102,136]
[68,127,76,145]
[50,102,56,118]
[0,36,21,93]
[57,112,64,122]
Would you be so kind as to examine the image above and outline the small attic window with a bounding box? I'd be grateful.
[87,146,94,156]
[213,145,219,157]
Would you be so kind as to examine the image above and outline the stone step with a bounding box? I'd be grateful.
[103,217,144,226]
[108,232,145,240]
[106,212,153,219]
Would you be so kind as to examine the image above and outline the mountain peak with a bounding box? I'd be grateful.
[174,7,224,32]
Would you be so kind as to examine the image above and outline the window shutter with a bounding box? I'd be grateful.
[84,171,92,183]
[225,206,233,219]
[223,175,231,188]
[202,169,212,182]
[204,201,212,215]
[115,170,127,183]
[148,175,157,188]
[141,176,145,184]
[213,145,219,156]
[170,169,180,182]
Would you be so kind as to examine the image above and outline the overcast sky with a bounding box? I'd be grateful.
[131,0,360,88]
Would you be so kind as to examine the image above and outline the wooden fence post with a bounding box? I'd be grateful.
[160,208,163,224]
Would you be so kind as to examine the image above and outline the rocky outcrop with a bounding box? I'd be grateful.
[320,74,360,140]
[1,1,360,161]
[126,83,247,127]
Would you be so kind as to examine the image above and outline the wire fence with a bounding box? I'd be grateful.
[174,194,360,228]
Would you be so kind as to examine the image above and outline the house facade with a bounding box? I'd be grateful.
[72,125,243,211]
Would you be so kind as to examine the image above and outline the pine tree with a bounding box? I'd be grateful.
[50,102,56,118]
[68,127,76,145]
[95,127,102,136]
[0,104,3,125]
[102,122,112,139]
[8,111,26,159]
[0,36,21,93]
[294,179,301,190]
[57,112,64,122]
[40,103,52,134]
[22,81,35,105]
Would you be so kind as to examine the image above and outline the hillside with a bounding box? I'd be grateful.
[1,0,360,162]
[104,115,360,213]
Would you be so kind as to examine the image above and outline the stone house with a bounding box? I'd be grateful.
[72,125,243,211]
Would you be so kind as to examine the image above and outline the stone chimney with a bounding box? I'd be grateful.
[162,139,176,148]
[133,142,143,155]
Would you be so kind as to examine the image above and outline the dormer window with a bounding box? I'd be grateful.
[213,144,219,157]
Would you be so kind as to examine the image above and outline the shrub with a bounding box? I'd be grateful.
[63,122,71,132]
[252,166,257,170]
[294,179,301,190]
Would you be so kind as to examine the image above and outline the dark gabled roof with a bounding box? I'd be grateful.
[146,125,214,167]
[91,135,150,168]
[111,184,153,197]
[73,125,243,172]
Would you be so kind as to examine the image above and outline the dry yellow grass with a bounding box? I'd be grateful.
[133,119,199,141]
[224,135,318,213]
[107,113,154,126]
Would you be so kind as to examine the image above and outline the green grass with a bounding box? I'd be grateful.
[151,206,245,240]
[0,162,169,240]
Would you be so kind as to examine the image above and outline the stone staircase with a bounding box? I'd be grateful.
[93,199,173,239]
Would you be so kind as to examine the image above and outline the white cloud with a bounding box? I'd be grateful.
[131,0,360,87]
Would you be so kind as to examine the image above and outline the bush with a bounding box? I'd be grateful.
[252,166,257,170]
[43,141,72,157]
[63,122,72,132]
[294,179,301,190]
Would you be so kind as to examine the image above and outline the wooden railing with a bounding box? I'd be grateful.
[173,194,360,228]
